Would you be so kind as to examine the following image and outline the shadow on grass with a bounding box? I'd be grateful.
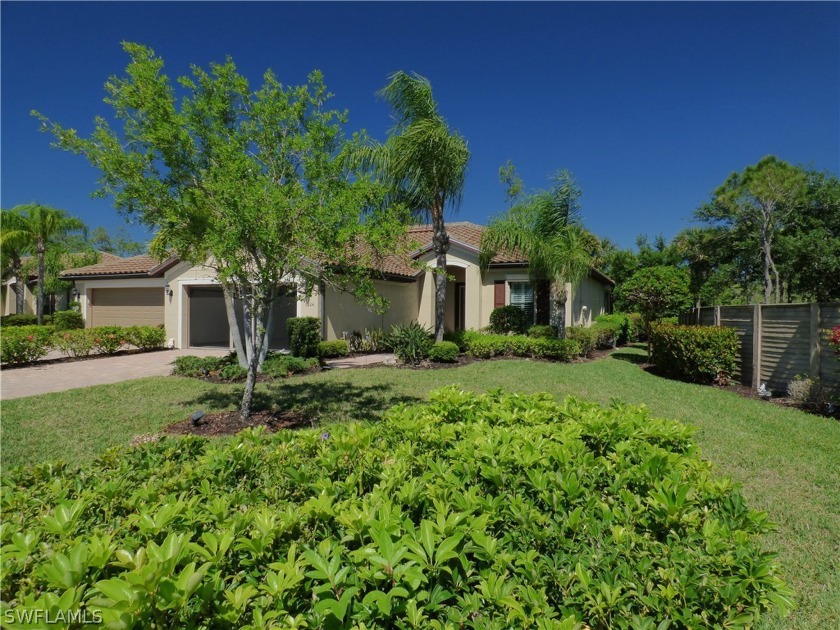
[610,350,650,365]
[186,380,420,424]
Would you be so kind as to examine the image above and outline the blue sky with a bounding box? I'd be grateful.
[2,1,838,249]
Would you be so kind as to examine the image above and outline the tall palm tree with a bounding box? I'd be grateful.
[480,170,593,338]
[1,208,33,315]
[2,204,85,324]
[358,71,470,341]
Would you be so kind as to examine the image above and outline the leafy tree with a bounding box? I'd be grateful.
[499,160,523,208]
[90,226,145,256]
[36,43,408,419]
[616,265,692,352]
[1,204,85,323]
[697,156,808,303]
[1,208,32,315]
[480,170,592,337]
[356,72,470,342]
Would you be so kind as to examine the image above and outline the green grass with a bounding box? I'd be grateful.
[2,347,838,629]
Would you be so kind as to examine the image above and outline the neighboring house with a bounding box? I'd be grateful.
[61,222,614,349]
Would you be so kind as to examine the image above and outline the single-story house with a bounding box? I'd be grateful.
[60,222,614,349]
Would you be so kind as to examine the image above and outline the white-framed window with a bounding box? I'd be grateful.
[509,282,535,324]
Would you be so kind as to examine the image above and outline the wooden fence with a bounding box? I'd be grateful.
[679,303,840,393]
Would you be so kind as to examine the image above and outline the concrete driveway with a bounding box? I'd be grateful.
[1,348,229,400]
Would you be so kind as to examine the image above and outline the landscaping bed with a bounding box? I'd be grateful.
[164,408,312,435]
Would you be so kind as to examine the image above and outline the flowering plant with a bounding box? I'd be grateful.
[829,325,840,356]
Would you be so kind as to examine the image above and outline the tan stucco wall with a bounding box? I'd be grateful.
[569,275,610,326]
[323,279,419,340]
[2,282,36,316]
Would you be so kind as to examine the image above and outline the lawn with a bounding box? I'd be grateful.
[2,347,838,629]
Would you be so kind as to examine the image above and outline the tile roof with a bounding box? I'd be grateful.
[61,254,175,278]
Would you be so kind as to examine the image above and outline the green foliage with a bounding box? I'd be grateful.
[0,388,792,628]
[52,329,96,358]
[389,321,433,364]
[171,355,232,378]
[89,327,130,355]
[262,355,320,379]
[346,329,391,354]
[489,305,528,335]
[0,326,52,364]
[592,321,620,347]
[51,310,84,331]
[565,327,598,357]
[617,266,692,343]
[442,329,482,352]
[465,333,580,362]
[626,313,644,342]
[0,314,39,327]
[287,318,321,359]
[125,326,167,351]
[595,313,631,345]
[218,364,248,381]
[318,340,350,359]
[428,341,459,362]
[650,324,739,385]
[527,325,557,339]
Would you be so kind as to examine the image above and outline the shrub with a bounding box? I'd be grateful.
[595,313,631,345]
[464,332,580,362]
[0,387,792,628]
[262,354,319,378]
[287,317,321,358]
[627,312,644,341]
[218,364,248,381]
[52,329,96,358]
[828,325,840,356]
[89,326,129,355]
[171,354,231,377]
[443,329,481,352]
[528,324,556,339]
[346,328,390,353]
[0,313,38,327]
[428,340,459,362]
[389,321,432,364]
[592,321,619,348]
[488,305,528,335]
[566,326,598,357]
[650,323,738,385]
[126,325,167,351]
[787,375,838,411]
[318,340,349,359]
[51,310,85,331]
[0,326,52,364]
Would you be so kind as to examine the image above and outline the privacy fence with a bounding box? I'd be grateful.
[679,303,840,393]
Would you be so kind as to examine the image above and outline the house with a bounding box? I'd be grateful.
[60,222,614,349]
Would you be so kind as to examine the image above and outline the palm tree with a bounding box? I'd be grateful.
[480,170,593,338]
[358,71,470,342]
[1,208,33,315]
[2,204,85,324]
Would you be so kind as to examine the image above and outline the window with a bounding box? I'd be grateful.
[509,282,535,324]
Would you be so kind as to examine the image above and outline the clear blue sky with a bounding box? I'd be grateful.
[2,1,838,249]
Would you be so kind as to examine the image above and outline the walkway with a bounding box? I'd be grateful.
[325,353,395,369]
[1,348,229,400]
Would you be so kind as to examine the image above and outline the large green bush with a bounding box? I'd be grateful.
[0,326,52,364]
[287,317,321,358]
[0,314,39,327]
[125,325,167,351]
[489,305,528,335]
[89,326,130,355]
[318,340,350,359]
[595,313,631,345]
[52,329,96,358]
[0,388,792,628]
[465,333,580,362]
[650,323,739,385]
[565,327,598,357]
[51,310,85,331]
[428,340,459,362]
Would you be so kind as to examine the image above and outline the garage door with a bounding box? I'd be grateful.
[189,287,230,346]
[90,288,165,327]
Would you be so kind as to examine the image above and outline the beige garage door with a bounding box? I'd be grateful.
[90,288,165,327]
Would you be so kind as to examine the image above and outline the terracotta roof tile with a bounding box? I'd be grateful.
[61,254,162,278]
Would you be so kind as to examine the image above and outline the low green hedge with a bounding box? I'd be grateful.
[528,324,556,339]
[287,317,321,358]
[0,326,53,364]
[51,310,85,331]
[0,313,52,327]
[489,305,528,335]
[650,323,739,385]
[465,333,580,362]
[125,326,166,351]
[566,327,599,357]
[318,340,350,359]
[0,387,792,627]
[428,340,459,362]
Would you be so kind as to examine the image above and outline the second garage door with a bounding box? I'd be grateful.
[90,288,165,327]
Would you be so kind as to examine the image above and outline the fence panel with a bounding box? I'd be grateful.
[759,305,811,392]
[719,306,754,385]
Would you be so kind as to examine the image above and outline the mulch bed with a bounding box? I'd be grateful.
[164,409,314,436]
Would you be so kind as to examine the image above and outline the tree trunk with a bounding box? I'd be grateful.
[761,225,772,304]
[550,282,568,338]
[257,288,277,372]
[11,257,25,314]
[431,208,450,343]
[239,290,258,420]
[36,242,46,325]
[222,284,247,368]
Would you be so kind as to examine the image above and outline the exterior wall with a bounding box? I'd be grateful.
[569,275,610,327]
[75,278,167,332]
[479,268,529,328]
[165,261,219,348]
[2,281,36,316]
[323,279,419,340]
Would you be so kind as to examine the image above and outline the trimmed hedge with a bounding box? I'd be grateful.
[318,340,350,359]
[0,387,792,627]
[595,313,630,345]
[428,340,459,362]
[489,305,528,335]
[0,326,52,364]
[287,317,321,358]
[125,325,166,351]
[52,329,97,358]
[566,327,598,357]
[51,310,85,331]
[528,324,556,339]
[650,323,739,385]
[465,333,580,362]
